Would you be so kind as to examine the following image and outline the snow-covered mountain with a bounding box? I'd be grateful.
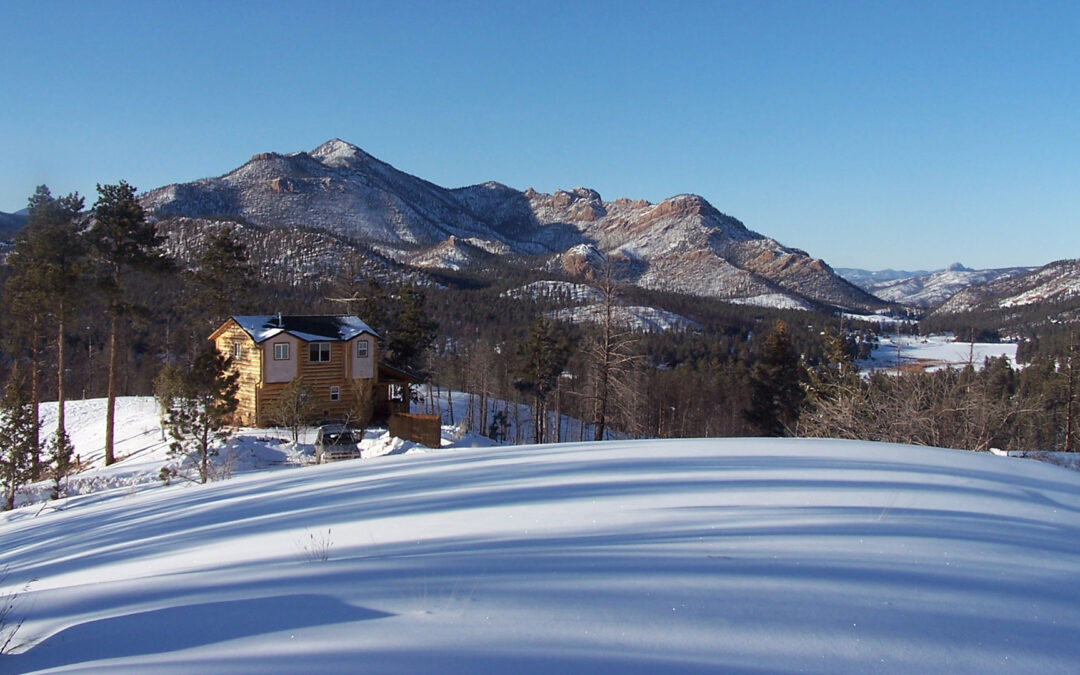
[141,139,885,312]
[156,217,413,287]
[835,267,931,287]
[933,258,1080,315]
[840,263,1034,309]
[502,280,700,332]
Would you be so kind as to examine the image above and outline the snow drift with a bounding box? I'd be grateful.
[3,435,1080,673]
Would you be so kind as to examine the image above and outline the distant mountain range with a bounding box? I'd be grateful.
[140,139,885,313]
[837,263,1035,309]
[931,258,1080,317]
[0,209,27,241]
[4,140,1076,319]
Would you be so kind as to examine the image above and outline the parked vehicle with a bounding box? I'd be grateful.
[314,423,361,463]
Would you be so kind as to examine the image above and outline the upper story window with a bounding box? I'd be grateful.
[309,342,331,362]
[273,342,290,360]
[232,341,243,358]
[357,339,369,358]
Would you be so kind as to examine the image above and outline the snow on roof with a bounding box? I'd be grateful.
[230,315,378,343]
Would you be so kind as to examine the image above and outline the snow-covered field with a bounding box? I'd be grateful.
[16,397,488,510]
[862,333,1018,372]
[3,399,1080,672]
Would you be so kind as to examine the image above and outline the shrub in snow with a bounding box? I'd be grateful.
[0,366,36,511]
[47,429,75,500]
[162,345,240,484]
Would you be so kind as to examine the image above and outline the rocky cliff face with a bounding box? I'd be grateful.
[142,139,886,312]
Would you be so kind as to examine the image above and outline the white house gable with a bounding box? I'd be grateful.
[264,333,299,383]
[351,335,375,379]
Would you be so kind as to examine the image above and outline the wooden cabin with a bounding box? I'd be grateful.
[209,315,415,427]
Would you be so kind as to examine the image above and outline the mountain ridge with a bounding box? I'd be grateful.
[141,139,884,312]
[840,264,1034,309]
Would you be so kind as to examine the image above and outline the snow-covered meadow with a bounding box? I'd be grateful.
[862,333,1018,373]
[2,399,1080,672]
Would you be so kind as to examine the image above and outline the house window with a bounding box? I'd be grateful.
[232,341,243,358]
[273,342,290,360]
[309,342,331,362]
[389,384,405,401]
[329,386,340,402]
[357,339,369,358]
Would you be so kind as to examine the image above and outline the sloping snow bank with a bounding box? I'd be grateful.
[18,397,491,510]
[2,438,1080,673]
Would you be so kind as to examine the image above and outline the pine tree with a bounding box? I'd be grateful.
[745,320,807,437]
[27,187,86,438]
[163,344,240,484]
[3,185,85,476]
[0,366,36,510]
[153,361,186,442]
[515,318,572,443]
[87,181,170,466]
[47,429,76,501]
[185,227,254,333]
[799,330,863,438]
[383,285,437,374]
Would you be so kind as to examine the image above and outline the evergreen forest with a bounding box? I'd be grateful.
[1,182,1079,504]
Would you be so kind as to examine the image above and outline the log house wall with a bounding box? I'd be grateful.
[212,320,381,428]
[212,322,261,426]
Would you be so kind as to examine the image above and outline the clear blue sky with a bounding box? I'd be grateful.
[3,0,1078,270]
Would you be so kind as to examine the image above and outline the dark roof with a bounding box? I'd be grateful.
[378,362,422,383]
[230,315,378,344]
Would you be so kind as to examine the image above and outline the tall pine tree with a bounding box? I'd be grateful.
[3,185,85,476]
[515,318,572,443]
[185,227,254,335]
[745,320,807,437]
[87,181,170,465]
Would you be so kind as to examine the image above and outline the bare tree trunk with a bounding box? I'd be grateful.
[555,377,562,443]
[479,360,489,436]
[1066,344,1077,452]
[104,313,118,466]
[30,338,41,479]
[57,302,66,436]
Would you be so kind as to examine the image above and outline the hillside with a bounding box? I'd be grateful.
[140,139,885,312]
[934,258,1080,318]
[842,263,1033,309]
[0,209,27,241]
[3,426,1080,672]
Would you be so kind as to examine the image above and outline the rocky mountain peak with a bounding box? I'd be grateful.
[646,194,719,219]
[310,138,370,168]
[138,139,886,312]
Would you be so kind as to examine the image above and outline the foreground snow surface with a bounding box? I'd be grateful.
[3,438,1080,673]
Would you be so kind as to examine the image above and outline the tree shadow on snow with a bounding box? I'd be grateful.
[8,593,392,671]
